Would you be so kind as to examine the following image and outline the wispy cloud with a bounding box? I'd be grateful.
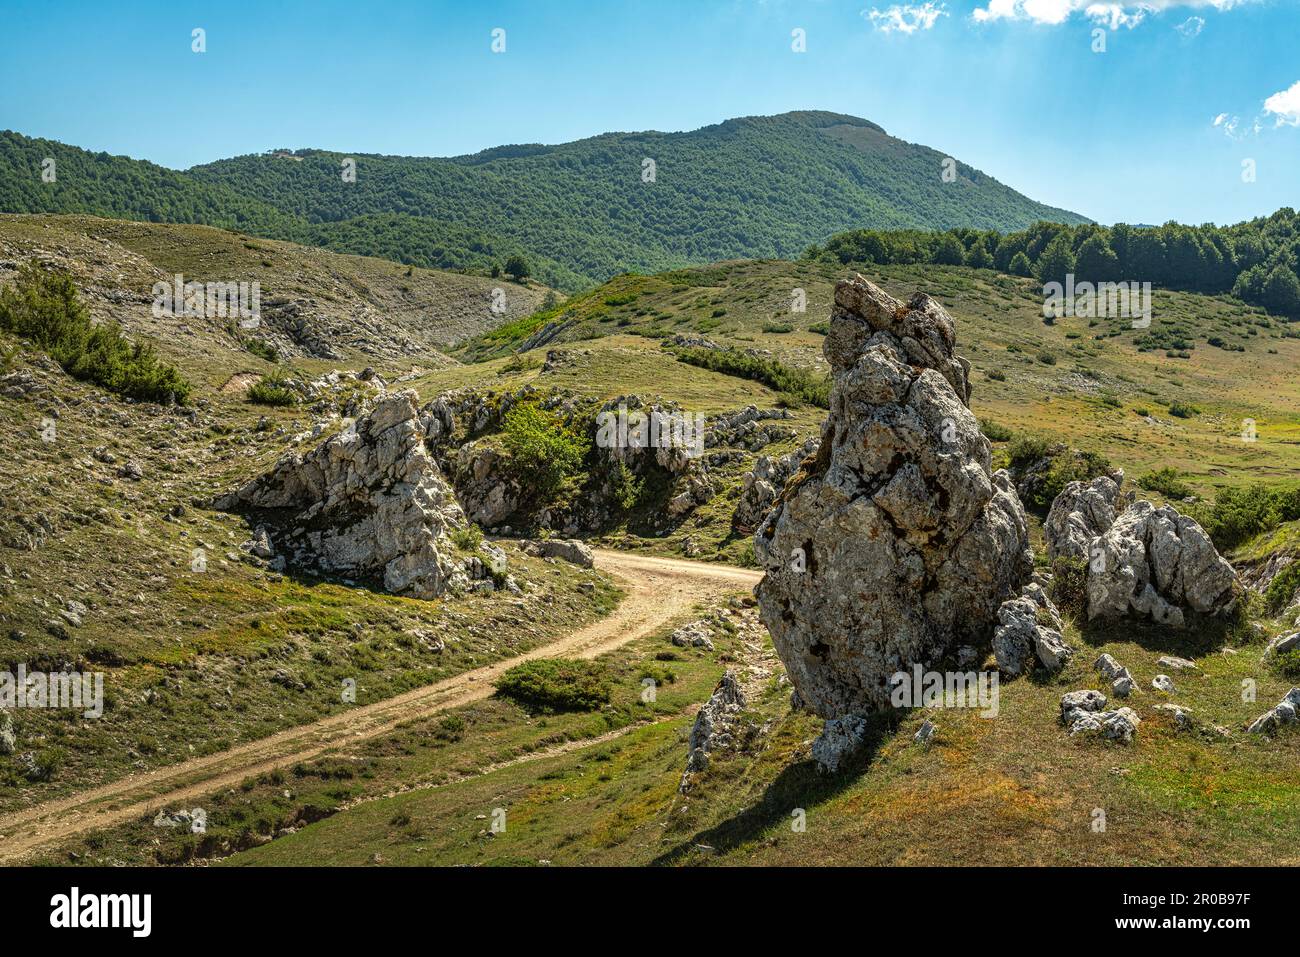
[864,2,948,34]
[972,1,1257,31]
[1174,15,1205,36]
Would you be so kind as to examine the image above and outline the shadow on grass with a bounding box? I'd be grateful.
[649,711,896,865]
[1074,609,1253,660]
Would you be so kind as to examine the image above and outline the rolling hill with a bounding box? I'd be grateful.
[0,112,1090,291]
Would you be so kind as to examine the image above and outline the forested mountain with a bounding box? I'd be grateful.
[0,112,1088,290]
[811,209,1300,319]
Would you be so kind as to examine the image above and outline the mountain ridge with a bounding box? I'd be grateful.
[1,111,1090,290]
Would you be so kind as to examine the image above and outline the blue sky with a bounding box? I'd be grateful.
[1,0,1296,226]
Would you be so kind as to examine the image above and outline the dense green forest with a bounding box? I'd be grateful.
[809,209,1300,319]
[0,112,1087,290]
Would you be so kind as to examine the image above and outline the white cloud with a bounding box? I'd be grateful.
[972,0,1256,29]
[865,2,948,33]
[1175,15,1205,35]
[1213,113,1241,138]
[1263,80,1300,127]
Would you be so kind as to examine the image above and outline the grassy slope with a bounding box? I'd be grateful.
[0,220,591,809]
[461,258,1300,498]
[209,607,1300,867]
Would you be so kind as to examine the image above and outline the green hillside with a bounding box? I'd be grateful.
[0,112,1089,291]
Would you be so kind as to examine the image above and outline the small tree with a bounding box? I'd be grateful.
[504,255,532,281]
[933,233,965,266]
[501,402,585,502]
[1009,251,1033,277]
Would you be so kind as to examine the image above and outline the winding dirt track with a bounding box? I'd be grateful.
[0,550,761,864]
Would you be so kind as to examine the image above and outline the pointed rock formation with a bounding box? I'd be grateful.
[755,275,1033,721]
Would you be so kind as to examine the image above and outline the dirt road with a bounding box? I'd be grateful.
[0,549,761,864]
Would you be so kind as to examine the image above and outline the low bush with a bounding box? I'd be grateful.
[0,261,191,403]
[494,658,612,713]
[1138,467,1193,500]
[247,374,297,406]
[500,402,587,502]
[672,346,830,408]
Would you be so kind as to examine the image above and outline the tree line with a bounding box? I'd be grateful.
[807,209,1300,318]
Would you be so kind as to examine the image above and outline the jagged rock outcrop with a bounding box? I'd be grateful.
[993,583,1072,676]
[216,390,472,598]
[755,275,1033,723]
[1044,472,1126,561]
[1086,500,1237,627]
[680,671,746,789]
[732,436,820,532]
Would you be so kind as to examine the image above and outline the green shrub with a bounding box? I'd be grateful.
[1193,484,1300,551]
[0,261,191,404]
[449,524,484,551]
[1263,560,1300,615]
[247,374,297,406]
[501,402,586,502]
[1271,648,1300,681]
[762,321,794,333]
[243,338,279,363]
[1049,556,1089,620]
[609,460,644,511]
[672,346,830,409]
[980,419,1013,442]
[1008,437,1111,512]
[1138,467,1193,500]
[494,658,611,713]
[987,369,1007,382]
[1037,351,1057,365]
[1168,401,1199,419]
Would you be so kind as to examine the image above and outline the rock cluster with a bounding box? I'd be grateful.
[992,583,1072,677]
[1094,652,1135,698]
[1245,687,1300,734]
[756,275,1033,736]
[216,390,473,598]
[732,436,820,532]
[1086,501,1237,627]
[1060,690,1140,743]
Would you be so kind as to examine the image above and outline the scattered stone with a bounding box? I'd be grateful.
[0,712,15,755]
[1245,688,1300,735]
[1264,632,1300,658]
[1152,674,1176,693]
[1156,655,1198,671]
[913,719,937,747]
[524,539,594,568]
